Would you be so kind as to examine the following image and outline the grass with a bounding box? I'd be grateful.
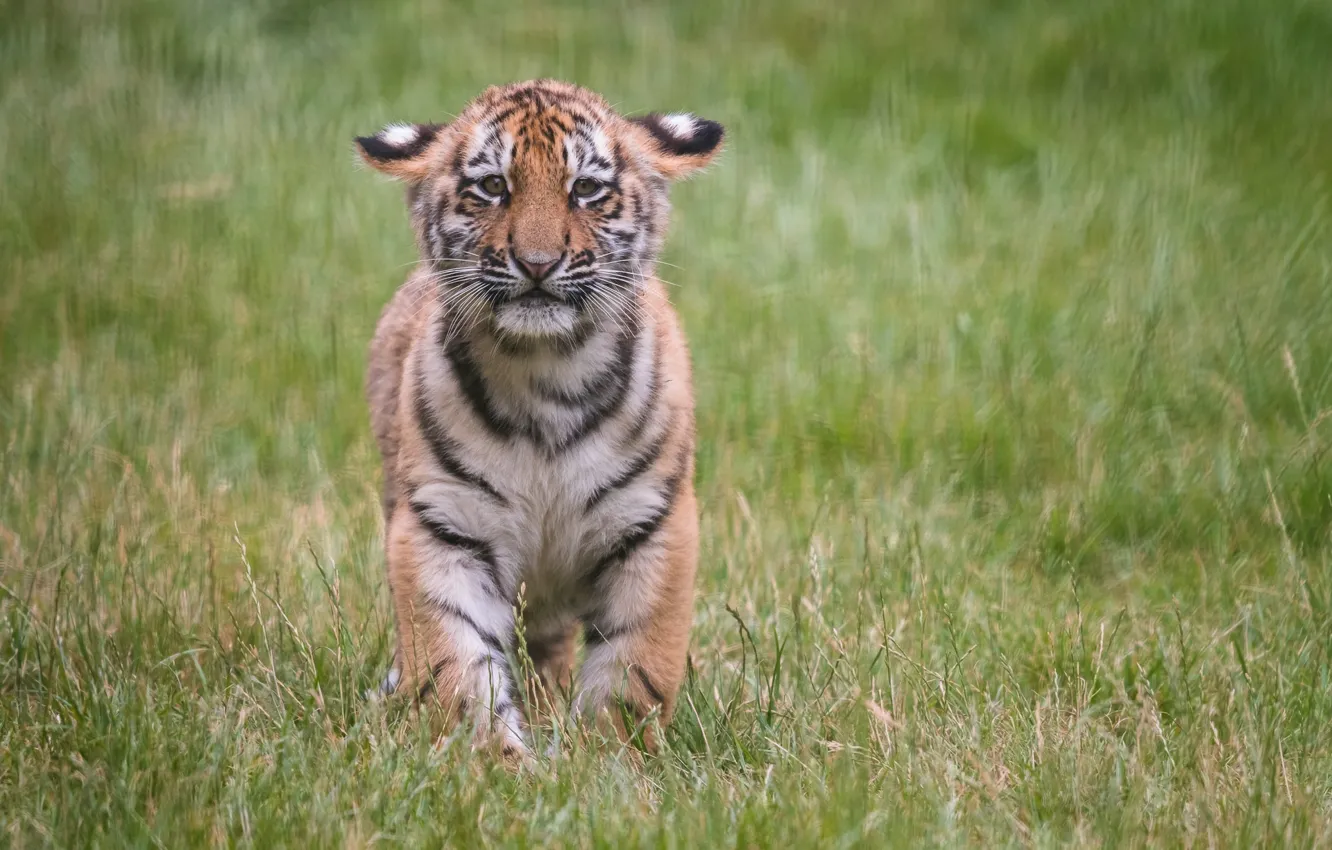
[3,0,1332,845]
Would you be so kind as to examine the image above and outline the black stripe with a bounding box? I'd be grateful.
[584,435,665,510]
[483,646,510,669]
[533,334,635,408]
[467,655,493,674]
[492,334,535,358]
[582,620,635,646]
[532,371,608,407]
[465,148,498,169]
[444,334,523,441]
[584,449,690,587]
[513,85,545,109]
[412,499,494,559]
[409,500,505,598]
[417,656,454,702]
[621,348,661,448]
[463,126,503,165]
[633,667,666,705]
[438,227,475,261]
[631,196,651,244]
[566,249,596,271]
[554,329,639,452]
[413,388,508,505]
[486,105,521,126]
[479,656,518,722]
[427,597,508,656]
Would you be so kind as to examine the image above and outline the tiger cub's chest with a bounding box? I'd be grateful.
[414,437,661,609]
[408,321,669,613]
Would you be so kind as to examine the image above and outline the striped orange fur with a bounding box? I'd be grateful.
[356,79,723,756]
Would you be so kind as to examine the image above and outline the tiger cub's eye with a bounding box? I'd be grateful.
[572,177,601,198]
[480,175,507,196]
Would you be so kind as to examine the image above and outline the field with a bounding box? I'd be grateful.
[4,0,1332,845]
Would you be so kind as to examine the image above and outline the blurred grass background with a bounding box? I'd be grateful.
[3,0,1332,845]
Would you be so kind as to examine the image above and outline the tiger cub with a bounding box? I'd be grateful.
[356,79,723,756]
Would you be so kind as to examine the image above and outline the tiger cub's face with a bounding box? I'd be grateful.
[357,80,723,342]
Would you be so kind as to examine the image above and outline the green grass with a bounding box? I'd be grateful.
[4,0,1332,845]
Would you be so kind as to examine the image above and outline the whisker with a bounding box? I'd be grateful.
[439,281,492,348]
[583,290,629,338]
[597,268,679,289]
[593,272,654,291]
[387,252,482,274]
[422,270,484,286]
[582,286,641,337]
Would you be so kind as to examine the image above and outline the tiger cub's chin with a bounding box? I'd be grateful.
[492,298,583,340]
[356,79,724,757]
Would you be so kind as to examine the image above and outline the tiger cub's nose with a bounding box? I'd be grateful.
[515,255,560,282]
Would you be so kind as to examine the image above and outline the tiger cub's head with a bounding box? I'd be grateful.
[356,79,723,342]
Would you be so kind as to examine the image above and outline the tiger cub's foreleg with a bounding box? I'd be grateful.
[575,486,698,753]
[387,500,526,757]
[519,621,578,718]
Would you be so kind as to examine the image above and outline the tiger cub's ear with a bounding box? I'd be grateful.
[627,113,724,180]
[354,122,445,182]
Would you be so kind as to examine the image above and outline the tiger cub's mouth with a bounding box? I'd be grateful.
[511,288,562,306]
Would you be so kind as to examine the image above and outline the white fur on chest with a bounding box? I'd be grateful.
[413,433,665,614]
[409,319,667,620]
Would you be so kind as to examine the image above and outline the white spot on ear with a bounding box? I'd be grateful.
[658,113,697,140]
[381,123,419,148]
